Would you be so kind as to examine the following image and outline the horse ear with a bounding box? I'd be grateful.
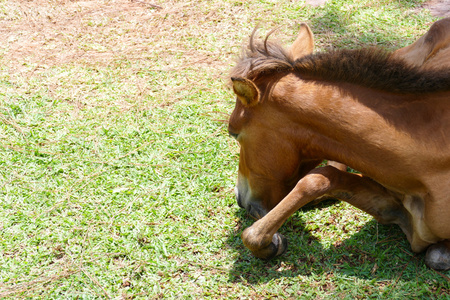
[231,77,260,107]
[289,23,314,60]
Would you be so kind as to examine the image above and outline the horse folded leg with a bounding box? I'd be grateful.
[306,161,347,206]
[241,167,338,259]
[326,161,347,172]
[425,240,450,271]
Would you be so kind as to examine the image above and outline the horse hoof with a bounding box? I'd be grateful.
[425,242,450,271]
[250,232,288,260]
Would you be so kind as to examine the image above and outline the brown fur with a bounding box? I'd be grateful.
[230,20,450,270]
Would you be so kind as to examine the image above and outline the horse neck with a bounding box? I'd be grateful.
[275,75,449,178]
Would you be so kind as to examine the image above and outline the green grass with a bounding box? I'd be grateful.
[0,0,449,298]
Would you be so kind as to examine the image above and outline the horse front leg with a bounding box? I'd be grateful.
[241,166,412,260]
[241,166,338,259]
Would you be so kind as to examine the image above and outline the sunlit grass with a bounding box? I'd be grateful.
[0,0,448,298]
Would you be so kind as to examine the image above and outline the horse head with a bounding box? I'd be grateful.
[228,24,321,219]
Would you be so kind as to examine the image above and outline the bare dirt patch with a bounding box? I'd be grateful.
[423,0,450,17]
[1,1,158,66]
[304,0,450,17]
[0,0,228,71]
[1,0,446,73]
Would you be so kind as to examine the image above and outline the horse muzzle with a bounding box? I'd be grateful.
[235,174,267,219]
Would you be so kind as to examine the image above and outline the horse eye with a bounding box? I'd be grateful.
[228,131,239,140]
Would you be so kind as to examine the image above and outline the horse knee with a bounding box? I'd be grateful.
[425,240,450,271]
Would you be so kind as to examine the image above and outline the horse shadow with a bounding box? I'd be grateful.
[225,199,446,285]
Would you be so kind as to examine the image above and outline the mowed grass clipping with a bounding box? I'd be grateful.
[0,0,449,298]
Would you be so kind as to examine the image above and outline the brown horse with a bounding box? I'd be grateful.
[228,21,450,270]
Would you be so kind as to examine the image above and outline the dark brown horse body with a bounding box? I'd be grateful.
[228,19,450,270]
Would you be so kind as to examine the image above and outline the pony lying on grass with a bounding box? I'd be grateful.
[228,19,450,270]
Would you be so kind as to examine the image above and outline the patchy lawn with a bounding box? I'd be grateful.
[0,0,448,298]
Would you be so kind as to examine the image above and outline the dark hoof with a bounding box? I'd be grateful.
[250,233,288,260]
[425,242,450,271]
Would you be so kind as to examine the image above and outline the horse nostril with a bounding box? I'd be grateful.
[229,132,239,140]
[234,186,244,208]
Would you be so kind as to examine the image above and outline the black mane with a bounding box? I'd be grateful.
[231,32,450,94]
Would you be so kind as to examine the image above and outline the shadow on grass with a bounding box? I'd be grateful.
[306,0,430,49]
[225,200,449,289]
